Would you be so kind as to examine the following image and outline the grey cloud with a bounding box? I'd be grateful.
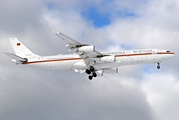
[0,64,156,120]
[0,0,43,34]
[1,0,178,120]
[141,72,179,120]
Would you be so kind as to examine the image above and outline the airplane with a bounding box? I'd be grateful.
[4,31,175,80]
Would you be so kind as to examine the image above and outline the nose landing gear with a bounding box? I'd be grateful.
[157,62,161,69]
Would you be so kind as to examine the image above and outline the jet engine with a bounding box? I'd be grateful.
[103,68,118,74]
[95,68,118,77]
[99,55,116,63]
[76,45,95,52]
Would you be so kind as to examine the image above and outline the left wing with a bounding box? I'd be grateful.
[54,31,104,66]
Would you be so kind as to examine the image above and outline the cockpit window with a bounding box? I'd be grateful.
[167,51,170,52]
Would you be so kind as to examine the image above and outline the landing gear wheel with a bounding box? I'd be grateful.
[157,65,160,69]
[157,62,161,69]
[86,69,91,74]
[88,76,93,80]
[93,72,97,77]
[89,66,95,71]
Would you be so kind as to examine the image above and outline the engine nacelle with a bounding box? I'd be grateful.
[103,68,118,74]
[77,45,95,52]
[99,55,116,63]
[95,68,118,77]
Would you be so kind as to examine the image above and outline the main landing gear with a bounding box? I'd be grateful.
[157,62,161,69]
[86,66,97,80]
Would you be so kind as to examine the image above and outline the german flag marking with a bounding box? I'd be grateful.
[17,43,21,46]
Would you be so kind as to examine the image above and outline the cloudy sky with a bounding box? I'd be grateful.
[0,0,178,120]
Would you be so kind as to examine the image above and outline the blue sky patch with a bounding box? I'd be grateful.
[117,10,137,19]
[47,3,54,10]
[120,44,134,50]
[142,66,153,74]
[82,7,111,28]
[141,65,160,74]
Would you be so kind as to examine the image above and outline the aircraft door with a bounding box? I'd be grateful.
[127,51,132,65]
[119,51,131,65]
[157,49,162,61]
[38,56,43,67]
[152,51,157,61]
[39,56,43,62]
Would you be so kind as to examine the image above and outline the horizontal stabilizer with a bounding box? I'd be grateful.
[4,52,27,62]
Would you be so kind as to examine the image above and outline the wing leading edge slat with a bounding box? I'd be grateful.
[54,30,103,65]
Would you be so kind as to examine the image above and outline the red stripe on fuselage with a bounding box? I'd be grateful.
[23,58,82,65]
[115,53,152,57]
[22,52,174,65]
[156,52,174,54]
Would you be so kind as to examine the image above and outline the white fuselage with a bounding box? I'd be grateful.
[23,49,174,70]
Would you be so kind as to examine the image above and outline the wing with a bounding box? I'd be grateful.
[55,32,81,48]
[54,31,104,66]
[53,29,119,80]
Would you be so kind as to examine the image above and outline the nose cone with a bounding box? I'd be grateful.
[168,51,175,59]
[160,51,175,61]
[170,52,175,56]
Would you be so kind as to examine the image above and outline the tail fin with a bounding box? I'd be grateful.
[9,38,38,58]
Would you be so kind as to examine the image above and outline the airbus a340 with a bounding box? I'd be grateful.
[5,31,175,80]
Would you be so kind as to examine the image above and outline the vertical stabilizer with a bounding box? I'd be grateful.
[9,38,38,58]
